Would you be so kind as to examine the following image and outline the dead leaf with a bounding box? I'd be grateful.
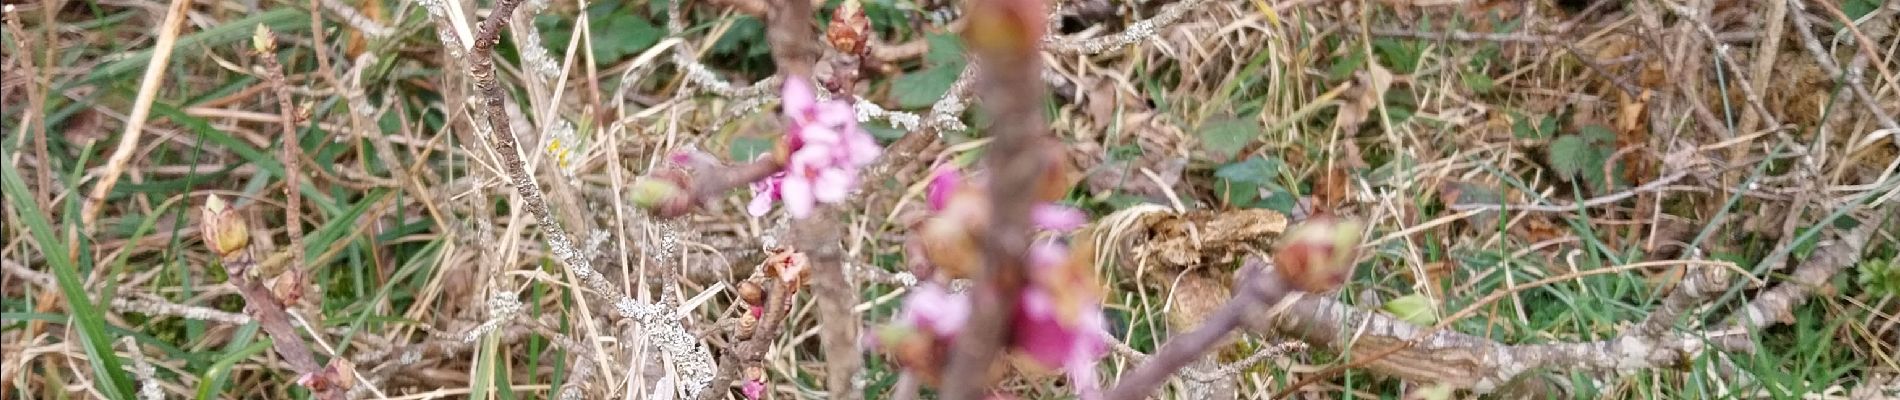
[1314,166,1353,211]
[1334,64,1395,132]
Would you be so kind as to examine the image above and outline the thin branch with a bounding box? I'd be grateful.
[1104,260,1292,400]
[1045,0,1209,55]
[222,247,344,399]
[466,0,715,395]
[256,35,309,284]
[1451,171,1693,212]
[1788,4,1900,134]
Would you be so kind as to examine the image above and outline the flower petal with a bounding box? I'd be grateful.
[748,192,775,216]
[844,130,882,165]
[1031,204,1087,232]
[741,379,766,400]
[902,284,970,337]
[781,77,816,120]
[781,175,815,218]
[815,102,856,127]
[813,169,853,202]
[927,167,962,211]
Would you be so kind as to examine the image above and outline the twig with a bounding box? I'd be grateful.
[1714,221,1878,351]
[1045,0,1210,55]
[1258,259,1756,395]
[1451,171,1692,212]
[318,0,393,38]
[81,0,192,232]
[466,0,716,395]
[256,33,309,284]
[119,337,162,400]
[220,238,344,399]
[1788,4,1900,134]
[1369,28,1555,44]
[1104,260,1292,400]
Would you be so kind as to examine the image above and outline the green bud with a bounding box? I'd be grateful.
[252,24,275,53]
[629,178,684,210]
[1381,293,1439,325]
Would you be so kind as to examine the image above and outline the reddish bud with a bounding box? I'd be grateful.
[826,0,871,55]
[963,0,1047,59]
[737,280,766,306]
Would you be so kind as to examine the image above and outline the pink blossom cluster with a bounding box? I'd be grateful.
[873,166,1107,399]
[749,77,883,218]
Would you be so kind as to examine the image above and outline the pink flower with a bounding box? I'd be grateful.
[899,284,971,338]
[741,379,766,399]
[750,77,882,218]
[1010,287,1108,369]
[748,164,787,217]
[1031,204,1086,232]
[928,166,962,211]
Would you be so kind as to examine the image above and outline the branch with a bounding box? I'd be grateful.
[1714,221,1878,352]
[1044,0,1209,55]
[466,1,716,395]
[255,30,310,290]
[202,208,344,400]
[1787,3,1900,134]
[939,1,1052,396]
[1104,259,1292,400]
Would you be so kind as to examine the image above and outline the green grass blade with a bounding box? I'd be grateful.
[194,325,267,400]
[2,160,137,399]
[74,9,308,88]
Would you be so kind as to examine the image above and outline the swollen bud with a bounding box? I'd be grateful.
[963,0,1047,60]
[630,177,688,215]
[201,195,251,257]
[252,24,276,53]
[737,280,766,306]
[826,0,871,56]
[1272,215,1364,293]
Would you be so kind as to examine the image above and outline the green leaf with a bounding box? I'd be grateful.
[1547,135,1592,180]
[924,33,966,66]
[592,14,663,61]
[730,136,776,161]
[1254,182,1298,213]
[892,62,966,108]
[1844,0,1878,19]
[1382,294,1439,325]
[1215,156,1292,211]
[1373,38,1424,74]
[1579,124,1616,144]
[1326,51,1367,81]
[710,17,768,57]
[863,121,906,140]
[1215,156,1282,184]
[1198,118,1258,161]
[3,162,137,399]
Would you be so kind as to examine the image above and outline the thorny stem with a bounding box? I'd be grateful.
[1104,260,1291,400]
[467,0,716,394]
